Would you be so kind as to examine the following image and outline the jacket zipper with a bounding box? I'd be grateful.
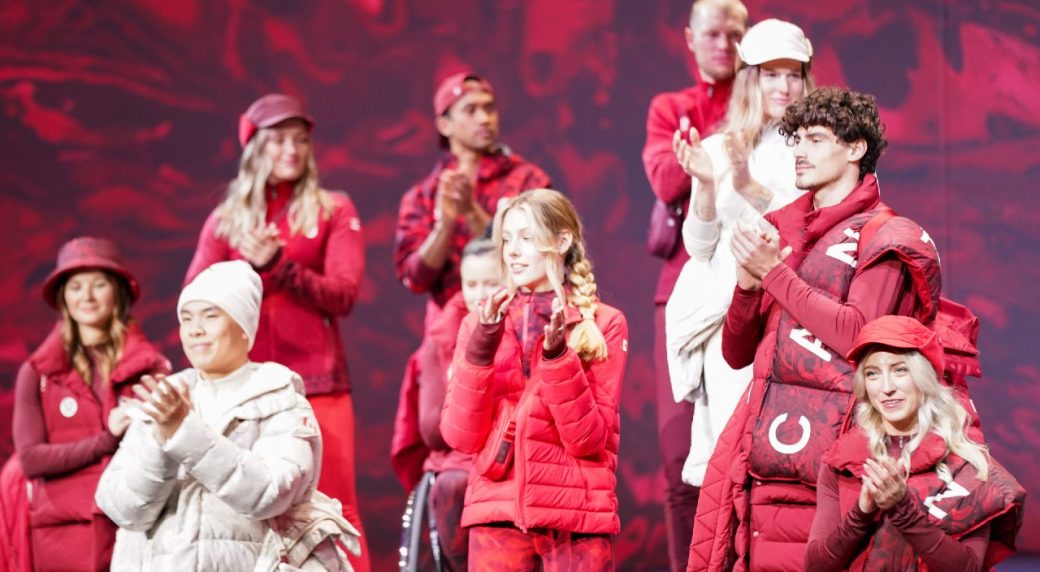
[515,295,532,532]
[513,379,530,533]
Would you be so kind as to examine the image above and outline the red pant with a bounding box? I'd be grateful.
[429,469,469,571]
[469,524,613,571]
[310,392,370,572]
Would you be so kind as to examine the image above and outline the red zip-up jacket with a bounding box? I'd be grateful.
[642,71,733,303]
[440,293,628,534]
[186,187,365,395]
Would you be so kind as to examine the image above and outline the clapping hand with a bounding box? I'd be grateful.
[673,128,714,185]
[132,374,192,443]
[858,457,909,513]
[731,223,791,281]
[542,297,567,353]
[239,223,283,268]
[479,289,511,325]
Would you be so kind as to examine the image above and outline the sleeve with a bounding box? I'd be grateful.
[805,465,877,571]
[261,193,365,316]
[95,418,180,531]
[418,338,450,451]
[885,493,989,572]
[642,94,691,205]
[538,311,628,458]
[519,164,552,191]
[12,361,120,479]
[761,256,909,358]
[682,210,721,261]
[161,400,320,521]
[393,183,444,294]
[184,210,232,286]
[439,317,500,455]
[721,286,767,369]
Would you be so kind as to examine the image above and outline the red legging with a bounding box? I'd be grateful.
[309,392,370,572]
[469,524,613,571]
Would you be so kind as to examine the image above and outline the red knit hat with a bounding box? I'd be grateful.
[42,237,140,308]
[433,72,494,116]
[846,315,944,377]
[238,93,314,147]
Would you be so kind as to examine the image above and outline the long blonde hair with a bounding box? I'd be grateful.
[214,127,334,247]
[57,272,131,386]
[718,63,816,148]
[854,349,989,481]
[492,189,608,361]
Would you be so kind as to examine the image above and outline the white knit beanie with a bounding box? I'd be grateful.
[177,260,263,349]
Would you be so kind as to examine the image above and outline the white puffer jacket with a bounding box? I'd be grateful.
[95,362,325,571]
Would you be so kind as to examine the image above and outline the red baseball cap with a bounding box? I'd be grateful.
[42,237,140,308]
[238,93,314,147]
[846,315,944,377]
[433,72,494,116]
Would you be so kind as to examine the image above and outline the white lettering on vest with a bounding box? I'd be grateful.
[790,328,832,361]
[767,413,811,455]
[923,480,970,519]
[921,228,941,265]
[825,228,860,268]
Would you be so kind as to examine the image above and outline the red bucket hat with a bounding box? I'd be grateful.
[42,237,140,308]
[238,93,314,148]
[433,72,494,116]
[846,315,944,377]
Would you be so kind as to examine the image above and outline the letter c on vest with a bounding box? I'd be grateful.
[767,413,811,455]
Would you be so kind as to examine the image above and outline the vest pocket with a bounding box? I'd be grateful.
[748,382,853,485]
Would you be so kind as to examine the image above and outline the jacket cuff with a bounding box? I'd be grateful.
[401,253,442,291]
[162,412,213,467]
[465,321,505,366]
[100,430,121,455]
[538,351,584,402]
[541,339,567,361]
[761,262,794,292]
[887,492,924,528]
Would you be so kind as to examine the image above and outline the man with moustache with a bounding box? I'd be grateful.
[640,1,747,569]
[687,88,944,570]
[395,72,551,318]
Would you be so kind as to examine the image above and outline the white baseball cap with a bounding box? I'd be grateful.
[736,19,813,66]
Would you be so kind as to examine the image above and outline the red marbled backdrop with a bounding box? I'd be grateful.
[1,1,1037,569]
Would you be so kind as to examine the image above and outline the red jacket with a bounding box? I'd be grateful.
[688,176,944,571]
[641,71,732,303]
[440,294,628,534]
[418,293,474,474]
[808,429,1024,571]
[186,189,365,395]
[12,322,168,570]
[394,150,550,308]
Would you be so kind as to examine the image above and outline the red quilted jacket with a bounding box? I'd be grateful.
[440,295,628,534]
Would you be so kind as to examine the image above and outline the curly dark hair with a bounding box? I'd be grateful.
[779,88,888,179]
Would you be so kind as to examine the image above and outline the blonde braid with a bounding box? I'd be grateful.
[566,241,608,361]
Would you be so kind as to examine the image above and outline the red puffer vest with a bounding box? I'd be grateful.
[823,429,1025,570]
[440,296,629,534]
[688,176,943,571]
[26,322,169,531]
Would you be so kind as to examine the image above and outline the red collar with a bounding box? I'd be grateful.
[772,173,881,269]
[824,427,951,478]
